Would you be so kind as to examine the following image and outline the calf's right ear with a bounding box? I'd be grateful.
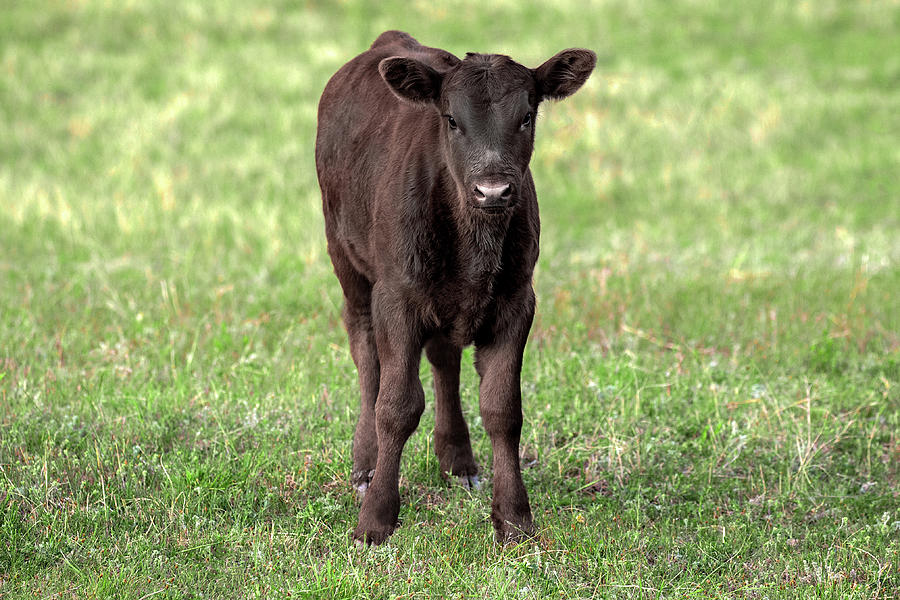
[379,57,443,105]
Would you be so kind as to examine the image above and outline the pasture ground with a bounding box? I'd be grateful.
[1,1,898,598]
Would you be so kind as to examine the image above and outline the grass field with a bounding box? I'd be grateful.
[2,0,899,598]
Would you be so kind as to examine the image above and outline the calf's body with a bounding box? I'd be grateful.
[316,31,595,544]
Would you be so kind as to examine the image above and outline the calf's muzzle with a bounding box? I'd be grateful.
[473,181,514,210]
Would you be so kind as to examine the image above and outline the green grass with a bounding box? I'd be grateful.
[1,0,899,597]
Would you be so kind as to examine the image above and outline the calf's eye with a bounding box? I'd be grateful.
[445,115,458,130]
[520,112,532,128]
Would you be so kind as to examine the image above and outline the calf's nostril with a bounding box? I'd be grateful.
[474,183,513,205]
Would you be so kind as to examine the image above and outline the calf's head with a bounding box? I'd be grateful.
[379,48,596,211]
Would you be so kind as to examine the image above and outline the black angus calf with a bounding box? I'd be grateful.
[316,31,595,545]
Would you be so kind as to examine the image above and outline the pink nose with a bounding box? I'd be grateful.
[473,183,512,206]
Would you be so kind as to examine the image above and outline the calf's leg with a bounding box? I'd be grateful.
[345,304,379,498]
[352,292,424,544]
[475,294,536,544]
[326,242,379,497]
[425,336,479,487]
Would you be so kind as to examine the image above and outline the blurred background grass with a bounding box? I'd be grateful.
[1,0,899,597]
[2,0,897,365]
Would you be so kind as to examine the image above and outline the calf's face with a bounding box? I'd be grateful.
[379,48,596,211]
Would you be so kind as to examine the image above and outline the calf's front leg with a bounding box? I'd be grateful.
[475,297,536,544]
[352,298,424,545]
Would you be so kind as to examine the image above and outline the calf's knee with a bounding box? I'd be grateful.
[376,378,425,439]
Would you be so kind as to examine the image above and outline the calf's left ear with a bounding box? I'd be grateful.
[534,49,596,102]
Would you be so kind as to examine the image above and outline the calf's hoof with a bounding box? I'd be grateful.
[492,512,535,546]
[352,486,401,545]
[351,519,397,546]
[458,474,482,490]
[352,469,375,501]
[436,435,479,482]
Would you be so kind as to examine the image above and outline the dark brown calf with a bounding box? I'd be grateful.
[315,31,595,545]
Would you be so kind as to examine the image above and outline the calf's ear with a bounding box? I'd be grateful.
[534,49,596,102]
[379,57,443,105]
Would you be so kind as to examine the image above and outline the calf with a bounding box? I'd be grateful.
[315,31,595,545]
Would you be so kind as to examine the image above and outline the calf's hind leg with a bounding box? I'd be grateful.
[345,303,379,498]
[326,242,379,498]
[425,336,479,488]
